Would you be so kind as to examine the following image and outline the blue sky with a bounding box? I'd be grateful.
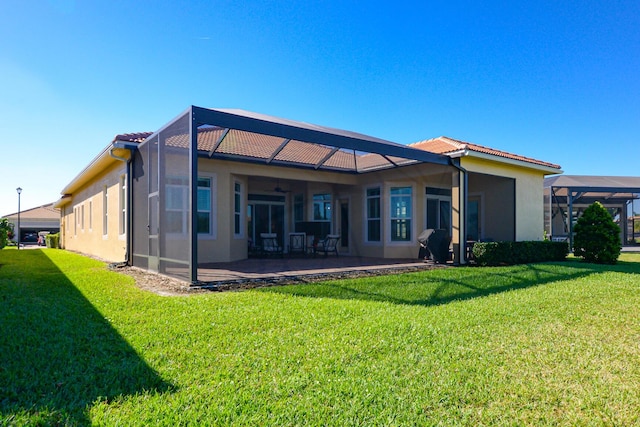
[1,0,638,215]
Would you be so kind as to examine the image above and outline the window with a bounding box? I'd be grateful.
[89,201,93,230]
[294,194,304,223]
[119,175,126,235]
[102,186,108,235]
[390,186,412,241]
[197,177,211,234]
[313,194,331,221]
[234,182,242,236]
[166,176,213,234]
[246,204,253,242]
[165,179,186,233]
[426,187,452,233]
[81,204,85,231]
[366,187,381,242]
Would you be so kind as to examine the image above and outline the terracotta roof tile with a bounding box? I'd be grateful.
[410,136,561,169]
[276,140,335,165]
[322,149,356,170]
[113,132,153,143]
[218,129,285,159]
[113,128,559,172]
[201,128,405,171]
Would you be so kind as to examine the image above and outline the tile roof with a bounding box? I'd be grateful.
[148,127,421,173]
[410,136,561,170]
[3,203,59,220]
[111,130,560,173]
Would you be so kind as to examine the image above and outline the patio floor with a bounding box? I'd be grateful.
[196,256,446,288]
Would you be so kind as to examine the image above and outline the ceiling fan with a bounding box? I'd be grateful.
[274,180,291,193]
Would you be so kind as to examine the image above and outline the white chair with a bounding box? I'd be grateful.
[260,233,283,257]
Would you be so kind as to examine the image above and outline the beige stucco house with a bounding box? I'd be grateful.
[55,106,561,283]
[2,203,60,245]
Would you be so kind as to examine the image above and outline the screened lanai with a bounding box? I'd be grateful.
[544,175,640,249]
[130,106,466,283]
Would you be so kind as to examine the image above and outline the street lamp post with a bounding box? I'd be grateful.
[16,187,22,249]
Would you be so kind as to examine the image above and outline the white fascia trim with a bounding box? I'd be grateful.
[60,144,116,195]
[60,142,135,197]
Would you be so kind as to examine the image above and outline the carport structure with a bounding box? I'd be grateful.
[130,106,468,283]
[544,175,640,249]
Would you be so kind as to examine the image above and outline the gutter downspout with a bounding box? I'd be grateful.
[110,142,138,265]
[449,155,469,265]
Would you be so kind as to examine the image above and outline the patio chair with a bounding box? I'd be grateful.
[288,233,306,257]
[314,234,340,257]
[260,233,283,257]
[306,235,315,255]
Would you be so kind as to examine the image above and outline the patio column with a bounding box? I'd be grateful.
[451,164,467,264]
[620,202,627,245]
[190,107,199,283]
[568,192,574,251]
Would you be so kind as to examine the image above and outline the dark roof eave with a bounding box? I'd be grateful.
[545,175,640,193]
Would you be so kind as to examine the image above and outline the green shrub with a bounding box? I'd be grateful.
[573,201,621,264]
[0,218,11,249]
[472,241,569,266]
[45,233,60,249]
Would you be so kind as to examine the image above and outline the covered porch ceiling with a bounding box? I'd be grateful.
[184,106,453,173]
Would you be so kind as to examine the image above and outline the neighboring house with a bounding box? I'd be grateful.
[2,203,60,244]
[544,175,640,247]
[55,106,561,282]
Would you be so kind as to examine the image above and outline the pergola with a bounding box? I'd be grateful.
[544,175,640,249]
[130,106,467,282]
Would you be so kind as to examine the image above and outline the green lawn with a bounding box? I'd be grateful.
[1,249,640,426]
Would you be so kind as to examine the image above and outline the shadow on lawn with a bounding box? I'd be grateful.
[261,259,640,307]
[0,250,173,425]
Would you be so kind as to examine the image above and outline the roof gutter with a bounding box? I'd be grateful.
[110,140,138,161]
[443,149,470,159]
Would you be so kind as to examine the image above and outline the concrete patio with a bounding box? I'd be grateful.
[195,256,445,288]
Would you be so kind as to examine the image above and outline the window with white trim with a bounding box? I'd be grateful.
[89,200,93,231]
[102,186,108,235]
[119,175,126,235]
[197,177,211,234]
[366,187,381,242]
[390,186,412,241]
[165,176,214,235]
[426,187,452,234]
[166,177,186,233]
